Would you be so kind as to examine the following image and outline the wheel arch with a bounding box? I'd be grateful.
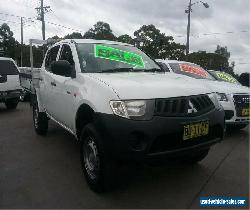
[75,103,95,140]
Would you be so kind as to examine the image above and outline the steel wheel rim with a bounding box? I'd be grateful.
[83,136,100,180]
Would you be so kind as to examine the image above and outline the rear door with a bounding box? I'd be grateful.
[0,59,20,92]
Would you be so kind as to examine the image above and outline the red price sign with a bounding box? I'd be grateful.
[179,64,208,78]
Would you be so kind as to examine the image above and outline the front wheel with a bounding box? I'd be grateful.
[80,123,116,193]
[33,102,48,136]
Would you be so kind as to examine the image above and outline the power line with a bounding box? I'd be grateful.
[1,12,249,43]
[0,12,34,20]
[45,21,84,33]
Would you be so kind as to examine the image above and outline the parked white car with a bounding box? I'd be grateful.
[20,39,225,192]
[0,57,22,109]
[156,59,250,129]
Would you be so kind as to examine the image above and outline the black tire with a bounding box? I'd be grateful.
[181,148,210,164]
[80,123,116,193]
[227,124,248,130]
[5,100,18,109]
[33,102,48,136]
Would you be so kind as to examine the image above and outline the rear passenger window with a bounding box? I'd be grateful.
[45,45,60,71]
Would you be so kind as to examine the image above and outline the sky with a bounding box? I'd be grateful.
[0,0,249,74]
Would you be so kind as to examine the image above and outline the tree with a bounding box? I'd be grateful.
[83,21,116,41]
[117,34,134,45]
[185,51,229,71]
[215,45,230,59]
[0,23,18,58]
[133,24,185,60]
[239,73,250,87]
[64,32,83,39]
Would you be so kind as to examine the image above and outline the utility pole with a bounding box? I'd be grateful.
[186,0,192,55]
[185,0,209,55]
[20,17,23,67]
[35,0,50,40]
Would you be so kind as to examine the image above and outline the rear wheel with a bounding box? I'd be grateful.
[80,123,116,193]
[181,148,210,164]
[33,102,48,135]
[5,100,18,109]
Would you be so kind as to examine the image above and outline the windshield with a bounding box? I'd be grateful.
[209,70,240,84]
[0,60,19,75]
[169,63,215,80]
[76,43,161,73]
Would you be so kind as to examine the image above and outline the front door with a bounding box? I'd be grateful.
[40,45,60,116]
[49,44,76,129]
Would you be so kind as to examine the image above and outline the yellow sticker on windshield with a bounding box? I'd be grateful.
[215,72,238,83]
[95,44,145,68]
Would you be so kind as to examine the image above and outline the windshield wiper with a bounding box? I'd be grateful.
[134,68,164,73]
[98,67,163,73]
[98,68,134,73]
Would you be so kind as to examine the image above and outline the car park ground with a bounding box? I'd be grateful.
[0,102,249,209]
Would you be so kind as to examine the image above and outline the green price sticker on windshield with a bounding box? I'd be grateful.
[215,72,237,83]
[95,44,145,68]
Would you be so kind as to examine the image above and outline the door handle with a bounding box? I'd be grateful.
[51,81,56,86]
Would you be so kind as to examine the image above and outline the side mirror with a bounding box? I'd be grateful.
[50,60,75,78]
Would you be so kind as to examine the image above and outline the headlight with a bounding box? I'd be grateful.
[110,100,154,120]
[215,92,228,102]
[208,93,221,109]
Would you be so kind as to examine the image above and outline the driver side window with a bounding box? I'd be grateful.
[59,44,74,66]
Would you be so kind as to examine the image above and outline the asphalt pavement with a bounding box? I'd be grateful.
[0,102,249,209]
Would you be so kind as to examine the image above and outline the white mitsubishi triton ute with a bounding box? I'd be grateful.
[21,39,225,192]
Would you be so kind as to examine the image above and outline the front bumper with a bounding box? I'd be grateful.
[0,90,21,102]
[221,94,250,125]
[94,107,225,161]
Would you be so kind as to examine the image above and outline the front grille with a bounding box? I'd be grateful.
[149,124,223,154]
[155,94,214,117]
[233,95,250,117]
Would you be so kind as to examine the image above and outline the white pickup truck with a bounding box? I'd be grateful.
[20,39,225,192]
[0,57,22,109]
[156,59,250,130]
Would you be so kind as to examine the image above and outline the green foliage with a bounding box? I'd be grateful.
[0,23,44,67]
[64,32,83,39]
[134,24,185,60]
[215,45,230,59]
[83,21,116,41]
[0,23,18,58]
[239,73,250,87]
[117,34,134,45]
[185,51,229,71]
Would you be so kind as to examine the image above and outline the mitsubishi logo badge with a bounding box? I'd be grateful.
[188,100,198,113]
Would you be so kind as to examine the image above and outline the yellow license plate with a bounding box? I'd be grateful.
[241,108,250,116]
[183,121,209,140]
